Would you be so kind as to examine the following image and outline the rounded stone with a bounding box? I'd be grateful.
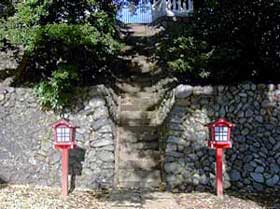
[164,162,181,174]
[175,85,193,98]
[230,170,241,182]
[250,172,264,183]
[98,151,114,162]
[255,166,265,173]
[266,175,279,187]
[0,94,5,101]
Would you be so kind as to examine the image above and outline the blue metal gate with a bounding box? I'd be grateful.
[116,0,152,24]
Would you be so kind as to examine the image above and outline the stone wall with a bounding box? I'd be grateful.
[2,81,280,192]
[163,83,280,192]
[0,85,117,189]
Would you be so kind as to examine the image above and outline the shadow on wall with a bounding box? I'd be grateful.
[0,178,8,189]
[164,144,217,192]
[69,146,86,193]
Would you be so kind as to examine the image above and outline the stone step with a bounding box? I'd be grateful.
[118,169,161,188]
[117,80,172,97]
[120,120,158,126]
[119,148,160,159]
[121,143,159,154]
[116,82,156,94]
[126,74,158,84]
[121,110,155,119]
[118,180,161,189]
[121,141,159,151]
[124,25,158,37]
[121,91,158,99]
[121,104,155,112]
[119,126,159,142]
[106,190,142,209]
[120,97,157,111]
[121,94,155,102]
[130,56,154,74]
[120,111,157,126]
[122,24,164,38]
[118,157,161,170]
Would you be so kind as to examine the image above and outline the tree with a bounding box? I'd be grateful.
[0,0,122,110]
[159,0,280,84]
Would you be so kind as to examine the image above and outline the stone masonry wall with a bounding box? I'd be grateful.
[2,81,280,192]
[163,83,280,192]
[0,85,117,189]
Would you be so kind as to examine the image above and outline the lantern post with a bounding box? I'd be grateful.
[205,118,235,197]
[51,119,77,198]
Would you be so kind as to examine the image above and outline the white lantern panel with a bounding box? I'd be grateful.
[56,127,71,142]
[214,126,228,141]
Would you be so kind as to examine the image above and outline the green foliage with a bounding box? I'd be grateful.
[160,0,280,83]
[0,0,122,110]
[158,25,213,81]
[1,0,121,54]
[160,28,212,79]
[34,65,79,110]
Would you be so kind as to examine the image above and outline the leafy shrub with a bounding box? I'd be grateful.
[34,65,79,110]
[1,0,122,109]
[158,26,213,82]
[159,0,280,84]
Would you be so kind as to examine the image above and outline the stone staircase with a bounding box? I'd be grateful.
[115,24,165,189]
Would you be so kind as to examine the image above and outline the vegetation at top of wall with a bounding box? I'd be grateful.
[0,0,122,110]
[158,0,280,84]
[34,64,79,110]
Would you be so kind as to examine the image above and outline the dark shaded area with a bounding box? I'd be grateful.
[0,0,15,18]
[0,178,8,189]
[14,39,119,87]
[0,42,22,83]
[69,147,86,193]
[224,190,280,208]
[156,0,280,85]
[0,178,7,184]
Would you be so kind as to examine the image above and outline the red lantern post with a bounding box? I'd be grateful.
[206,118,235,197]
[51,119,77,198]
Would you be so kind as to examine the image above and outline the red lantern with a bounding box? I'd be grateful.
[205,118,235,197]
[51,118,77,149]
[206,118,234,149]
[51,118,78,198]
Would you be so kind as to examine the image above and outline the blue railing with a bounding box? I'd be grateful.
[116,0,152,24]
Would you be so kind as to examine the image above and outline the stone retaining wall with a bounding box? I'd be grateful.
[163,83,280,192]
[2,81,280,192]
[0,85,117,189]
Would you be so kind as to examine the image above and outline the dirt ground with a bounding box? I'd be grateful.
[0,184,279,209]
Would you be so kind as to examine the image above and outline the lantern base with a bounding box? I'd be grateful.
[54,143,77,150]
[208,141,232,149]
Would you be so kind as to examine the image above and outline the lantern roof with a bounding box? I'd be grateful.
[51,118,76,128]
[205,118,235,128]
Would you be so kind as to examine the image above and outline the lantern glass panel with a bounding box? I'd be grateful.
[56,127,71,142]
[214,126,228,141]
